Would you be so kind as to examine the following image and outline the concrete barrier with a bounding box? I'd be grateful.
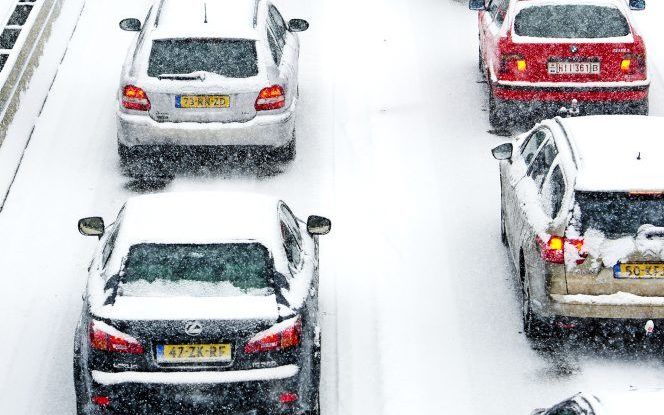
[0,0,62,145]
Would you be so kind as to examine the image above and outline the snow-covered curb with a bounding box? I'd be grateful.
[0,0,84,211]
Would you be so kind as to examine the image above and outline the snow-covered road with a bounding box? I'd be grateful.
[0,0,663,413]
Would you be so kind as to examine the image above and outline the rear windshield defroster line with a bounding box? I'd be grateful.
[147,39,259,79]
[514,5,630,39]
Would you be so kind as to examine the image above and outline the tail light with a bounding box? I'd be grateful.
[245,316,301,354]
[536,235,586,265]
[92,396,111,407]
[89,320,144,354]
[620,54,646,75]
[499,54,527,75]
[279,392,299,404]
[255,85,285,111]
[122,85,151,111]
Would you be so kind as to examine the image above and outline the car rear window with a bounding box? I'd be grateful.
[514,5,630,39]
[574,192,664,237]
[121,243,273,296]
[147,39,258,78]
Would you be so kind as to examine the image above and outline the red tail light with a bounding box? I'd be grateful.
[536,235,586,265]
[279,392,299,404]
[122,85,151,111]
[620,54,646,75]
[92,395,110,407]
[255,85,285,111]
[499,54,527,75]
[244,316,301,354]
[89,320,144,354]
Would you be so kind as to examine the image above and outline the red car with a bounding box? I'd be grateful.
[470,0,649,128]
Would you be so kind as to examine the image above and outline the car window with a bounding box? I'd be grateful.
[101,226,119,269]
[267,28,282,65]
[520,129,548,166]
[545,401,583,415]
[269,5,288,48]
[281,221,302,268]
[495,0,509,26]
[527,140,558,189]
[147,39,258,78]
[540,165,565,218]
[514,5,630,38]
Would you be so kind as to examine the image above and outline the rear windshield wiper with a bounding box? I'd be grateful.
[157,71,207,81]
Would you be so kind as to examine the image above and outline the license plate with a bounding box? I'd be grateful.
[614,263,664,279]
[156,343,232,363]
[547,61,600,75]
[176,95,230,108]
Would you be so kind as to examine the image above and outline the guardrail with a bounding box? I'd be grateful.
[0,0,62,145]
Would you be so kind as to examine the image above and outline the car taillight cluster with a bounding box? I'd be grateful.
[244,316,301,354]
[536,235,586,265]
[89,320,144,354]
[499,54,527,75]
[255,85,285,111]
[122,85,151,111]
[620,54,646,75]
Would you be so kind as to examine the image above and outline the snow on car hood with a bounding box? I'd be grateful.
[91,294,280,321]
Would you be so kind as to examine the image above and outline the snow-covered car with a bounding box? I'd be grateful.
[469,0,649,128]
[116,0,309,168]
[531,390,664,415]
[491,115,664,339]
[72,192,331,414]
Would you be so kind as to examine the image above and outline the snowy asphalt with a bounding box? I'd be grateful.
[0,0,663,414]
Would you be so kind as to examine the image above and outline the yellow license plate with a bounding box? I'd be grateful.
[176,95,230,108]
[617,263,664,279]
[157,343,232,363]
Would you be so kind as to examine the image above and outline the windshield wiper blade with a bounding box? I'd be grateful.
[157,71,206,81]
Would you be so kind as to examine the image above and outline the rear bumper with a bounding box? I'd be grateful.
[549,293,664,319]
[86,365,300,414]
[493,80,649,102]
[117,105,295,149]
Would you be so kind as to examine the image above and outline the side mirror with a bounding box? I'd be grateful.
[307,215,331,236]
[491,142,513,161]
[78,217,105,238]
[469,0,487,11]
[288,18,309,32]
[629,0,646,10]
[119,18,141,31]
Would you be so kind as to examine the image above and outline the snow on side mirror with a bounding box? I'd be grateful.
[78,217,105,239]
[119,18,141,31]
[469,0,487,11]
[629,0,646,10]
[288,18,309,32]
[307,215,331,236]
[491,142,513,161]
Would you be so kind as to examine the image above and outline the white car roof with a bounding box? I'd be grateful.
[558,115,664,192]
[582,389,664,414]
[106,192,286,273]
[514,0,629,11]
[152,0,262,40]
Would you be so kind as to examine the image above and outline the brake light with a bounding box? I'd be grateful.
[621,54,646,75]
[280,392,299,404]
[500,54,526,75]
[92,395,110,407]
[89,320,144,354]
[536,235,586,265]
[122,85,151,111]
[255,85,285,111]
[244,316,301,354]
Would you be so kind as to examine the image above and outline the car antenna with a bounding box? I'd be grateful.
[204,2,208,23]
[637,152,641,160]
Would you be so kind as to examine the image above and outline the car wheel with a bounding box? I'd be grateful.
[522,267,548,341]
[118,143,133,165]
[489,88,509,130]
[500,206,508,247]
[271,131,296,162]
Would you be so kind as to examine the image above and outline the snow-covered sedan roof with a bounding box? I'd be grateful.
[106,191,285,272]
[559,115,664,192]
[152,0,261,40]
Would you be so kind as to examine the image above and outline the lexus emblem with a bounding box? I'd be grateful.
[184,320,203,336]
[570,45,579,53]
